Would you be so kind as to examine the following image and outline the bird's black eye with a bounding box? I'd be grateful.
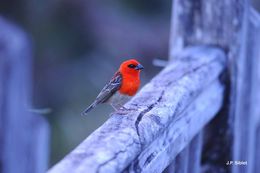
[128,64,136,68]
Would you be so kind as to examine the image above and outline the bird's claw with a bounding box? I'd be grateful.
[116,106,138,115]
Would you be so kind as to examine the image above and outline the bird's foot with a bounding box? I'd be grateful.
[115,107,128,115]
[116,106,138,115]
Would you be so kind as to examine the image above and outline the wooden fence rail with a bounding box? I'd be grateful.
[48,0,260,172]
[1,0,259,173]
[48,46,226,173]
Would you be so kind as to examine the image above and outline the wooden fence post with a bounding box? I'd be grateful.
[251,10,260,172]
[164,132,203,173]
[0,17,49,173]
[165,0,256,172]
[187,132,203,173]
[231,8,260,173]
[168,0,260,173]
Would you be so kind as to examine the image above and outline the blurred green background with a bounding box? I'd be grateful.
[0,0,259,168]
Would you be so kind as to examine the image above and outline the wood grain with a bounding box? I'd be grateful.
[48,46,226,173]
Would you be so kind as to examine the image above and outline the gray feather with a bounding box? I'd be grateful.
[82,71,122,116]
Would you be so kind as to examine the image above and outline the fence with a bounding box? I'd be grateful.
[0,17,49,173]
[48,0,260,173]
[1,0,260,173]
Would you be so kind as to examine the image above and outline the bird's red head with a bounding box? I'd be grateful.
[119,59,144,76]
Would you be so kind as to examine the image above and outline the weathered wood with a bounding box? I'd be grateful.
[170,0,247,57]
[0,17,49,173]
[163,132,202,173]
[200,86,232,173]
[162,160,175,173]
[187,132,203,173]
[251,9,260,173]
[232,8,260,173]
[48,46,226,173]
[169,2,237,172]
[170,1,255,173]
[127,80,222,173]
[255,125,260,173]
[250,9,260,173]
[173,147,189,173]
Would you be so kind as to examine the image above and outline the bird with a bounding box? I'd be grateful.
[82,59,144,116]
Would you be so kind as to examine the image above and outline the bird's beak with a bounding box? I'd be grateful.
[135,64,144,70]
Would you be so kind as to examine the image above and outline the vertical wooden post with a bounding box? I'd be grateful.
[0,17,49,173]
[170,0,248,58]
[254,125,260,173]
[252,14,260,168]
[167,0,250,173]
[232,8,260,173]
[187,132,203,173]
[164,131,203,173]
[173,147,189,173]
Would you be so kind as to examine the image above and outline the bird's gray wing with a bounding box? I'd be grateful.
[82,71,122,115]
[95,71,122,104]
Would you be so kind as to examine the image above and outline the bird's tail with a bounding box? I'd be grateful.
[81,102,97,116]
